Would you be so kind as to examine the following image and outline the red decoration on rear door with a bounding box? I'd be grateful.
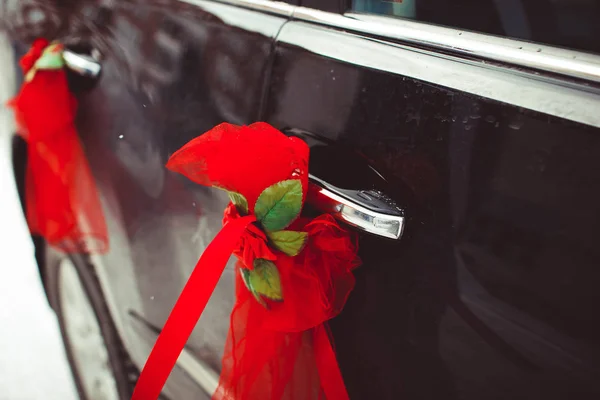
[9,39,108,253]
[133,122,360,399]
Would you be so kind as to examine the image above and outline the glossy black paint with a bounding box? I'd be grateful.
[266,40,600,399]
[64,1,288,399]
[7,0,600,399]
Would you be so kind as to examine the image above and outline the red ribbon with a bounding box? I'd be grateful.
[134,122,353,399]
[132,215,255,400]
[314,325,349,400]
[133,214,350,400]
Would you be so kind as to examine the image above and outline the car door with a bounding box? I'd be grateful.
[262,1,600,399]
[62,1,291,398]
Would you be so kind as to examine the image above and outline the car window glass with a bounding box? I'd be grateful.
[350,0,600,54]
[271,0,300,4]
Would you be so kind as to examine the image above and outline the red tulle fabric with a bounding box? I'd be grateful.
[8,39,108,253]
[163,123,361,399]
[225,203,276,270]
[219,210,359,400]
[166,122,310,213]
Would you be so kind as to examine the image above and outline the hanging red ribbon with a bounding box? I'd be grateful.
[132,215,256,400]
[9,39,108,253]
[133,123,360,399]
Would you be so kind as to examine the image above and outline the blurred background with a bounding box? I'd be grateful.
[0,32,78,400]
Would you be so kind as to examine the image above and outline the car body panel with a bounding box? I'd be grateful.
[63,1,287,398]
[6,0,600,399]
[264,19,600,400]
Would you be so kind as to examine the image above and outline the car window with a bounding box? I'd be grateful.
[350,0,600,54]
[271,0,300,4]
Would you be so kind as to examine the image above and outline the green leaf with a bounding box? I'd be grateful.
[34,51,64,71]
[239,260,283,308]
[239,268,267,307]
[254,180,303,232]
[249,258,283,302]
[227,191,248,215]
[267,230,308,256]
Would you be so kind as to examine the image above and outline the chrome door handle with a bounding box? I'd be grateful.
[63,49,102,78]
[307,174,405,240]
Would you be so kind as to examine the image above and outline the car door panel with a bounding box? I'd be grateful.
[72,1,290,397]
[15,0,600,398]
[265,19,600,400]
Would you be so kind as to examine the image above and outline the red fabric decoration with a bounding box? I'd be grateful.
[8,39,108,253]
[133,123,360,399]
[165,122,310,212]
[218,212,359,400]
[225,203,277,269]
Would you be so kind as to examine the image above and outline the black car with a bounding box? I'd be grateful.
[7,0,600,399]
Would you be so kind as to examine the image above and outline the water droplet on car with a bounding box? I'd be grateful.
[465,124,473,131]
[118,134,124,139]
[470,114,481,120]
[485,115,496,123]
[150,296,155,300]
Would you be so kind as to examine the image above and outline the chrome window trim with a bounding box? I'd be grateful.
[296,10,600,84]
[277,21,600,128]
[182,0,294,17]
[180,0,291,37]
[209,0,600,84]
